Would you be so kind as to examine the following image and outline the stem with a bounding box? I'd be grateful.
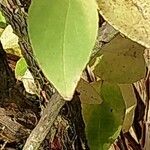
[23,93,65,150]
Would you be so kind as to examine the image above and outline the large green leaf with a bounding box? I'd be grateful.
[28,0,98,100]
[90,34,146,83]
[97,0,150,48]
[82,83,125,150]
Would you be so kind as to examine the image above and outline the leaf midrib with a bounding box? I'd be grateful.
[62,0,71,96]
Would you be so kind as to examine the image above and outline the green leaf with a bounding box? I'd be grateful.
[82,83,125,150]
[97,0,150,48]
[90,34,146,83]
[15,58,28,80]
[119,84,137,132]
[77,78,103,104]
[0,11,6,28]
[28,0,98,100]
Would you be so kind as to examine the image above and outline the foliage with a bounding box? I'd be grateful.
[82,83,125,150]
[77,79,102,104]
[98,0,150,48]
[89,34,146,83]
[0,25,22,56]
[28,0,98,100]
[15,58,28,79]
[0,0,148,149]
[0,11,6,29]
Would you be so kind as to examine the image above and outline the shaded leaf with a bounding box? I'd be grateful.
[90,34,146,83]
[28,0,98,100]
[77,78,102,104]
[92,23,119,57]
[98,0,150,48]
[82,82,125,150]
[0,11,6,28]
[119,84,137,133]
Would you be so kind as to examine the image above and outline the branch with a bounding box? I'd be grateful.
[23,93,65,150]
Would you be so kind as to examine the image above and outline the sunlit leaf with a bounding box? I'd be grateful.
[90,34,146,83]
[15,58,38,94]
[0,25,22,56]
[82,82,125,150]
[98,0,150,48]
[28,0,98,100]
[22,70,38,95]
[15,58,28,80]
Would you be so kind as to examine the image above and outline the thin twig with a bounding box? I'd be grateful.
[0,140,8,150]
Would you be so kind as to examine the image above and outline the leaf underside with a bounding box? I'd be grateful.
[28,0,98,100]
